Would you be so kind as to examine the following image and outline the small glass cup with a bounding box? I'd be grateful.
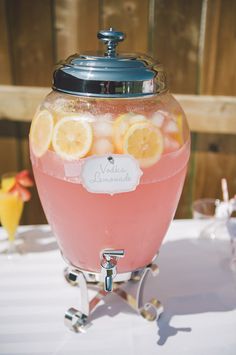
[192,198,219,219]
[0,173,24,255]
[227,220,236,271]
[192,198,227,239]
[226,207,236,272]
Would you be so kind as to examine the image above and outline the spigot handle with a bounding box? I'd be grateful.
[103,249,125,260]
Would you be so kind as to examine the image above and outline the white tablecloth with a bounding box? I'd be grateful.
[0,220,236,355]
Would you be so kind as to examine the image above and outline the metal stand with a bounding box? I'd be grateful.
[64,263,163,332]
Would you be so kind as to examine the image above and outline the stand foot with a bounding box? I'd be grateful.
[140,298,164,321]
[64,307,88,332]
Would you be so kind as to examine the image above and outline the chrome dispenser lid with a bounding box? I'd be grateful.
[53,28,167,97]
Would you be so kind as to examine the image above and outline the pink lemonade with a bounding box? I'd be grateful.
[30,91,190,274]
[31,138,189,273]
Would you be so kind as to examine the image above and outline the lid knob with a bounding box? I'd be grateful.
[97,28,125,57]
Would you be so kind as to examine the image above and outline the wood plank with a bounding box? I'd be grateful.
[6,0,54,86]
[175,94,236,134]
[0,122,19,174]
[193,133,236,203]
[201,0,236,95]
[0,0,12,84]
[211,0,236,95]
[153,0,203,93]
[101,0,149,53]
[0,86,235,134]
[199,0,221,94]
[54,0,100,61]
[0,85,50,121]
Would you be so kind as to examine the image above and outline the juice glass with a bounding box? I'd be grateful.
[0,173,24,254]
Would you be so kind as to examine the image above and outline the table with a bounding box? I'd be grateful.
[0,220,236,355]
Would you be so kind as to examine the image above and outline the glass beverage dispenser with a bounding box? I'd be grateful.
[30,29,190,330]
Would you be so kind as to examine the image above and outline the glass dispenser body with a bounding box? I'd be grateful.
[29,29,190,274]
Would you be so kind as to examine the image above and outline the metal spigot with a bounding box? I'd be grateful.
[100,249,125,292]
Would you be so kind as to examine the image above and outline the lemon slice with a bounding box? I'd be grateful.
[123,122,163,168]
[113,113,146,152]
[52,116,93,160]
[30,109,54,157]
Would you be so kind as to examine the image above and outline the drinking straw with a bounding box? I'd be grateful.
[221,178,229,203]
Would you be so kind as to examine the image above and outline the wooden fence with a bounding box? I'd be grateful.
[0,0,236,224]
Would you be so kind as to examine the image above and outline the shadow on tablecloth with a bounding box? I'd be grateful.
[17,227,58,253]
[154,237,236,345]
[89,237,236,346]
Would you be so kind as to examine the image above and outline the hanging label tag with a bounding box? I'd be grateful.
[80,154,143,195]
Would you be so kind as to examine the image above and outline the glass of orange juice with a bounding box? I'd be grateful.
[0,173,24,255]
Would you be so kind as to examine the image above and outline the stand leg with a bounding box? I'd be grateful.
[64,269,89,332]
[114,263,164,321]
[64,268,109,332]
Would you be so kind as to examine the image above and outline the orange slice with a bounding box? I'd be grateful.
[1,177,16,192]
[123,122,163,168]
[30,109,54,157]
[113,113,146,152]
[171,113,183,145]
[164,113,183,145]
[52,116,93,160]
